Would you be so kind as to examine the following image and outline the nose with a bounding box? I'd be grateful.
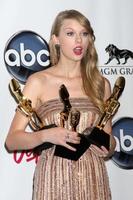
[75,34,82,43]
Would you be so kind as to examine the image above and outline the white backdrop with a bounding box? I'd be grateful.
[0,0,133,199]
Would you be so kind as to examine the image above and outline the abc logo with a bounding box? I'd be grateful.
[5,43,49,67]
[4,30,50,84]
[112,117,133,169]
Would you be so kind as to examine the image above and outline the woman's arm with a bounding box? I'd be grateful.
[5,74,44,151]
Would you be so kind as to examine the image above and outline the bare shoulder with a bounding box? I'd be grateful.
[21,70,51,107]
[23,73,41,94]
[24,69,50,89]
[103,77,111,101]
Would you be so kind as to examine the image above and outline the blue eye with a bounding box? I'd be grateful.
[82,32,89,37]
[66,32,74,36]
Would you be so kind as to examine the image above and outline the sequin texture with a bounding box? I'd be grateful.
[32,98,111,200]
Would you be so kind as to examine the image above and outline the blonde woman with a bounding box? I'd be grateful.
[6,10,115,200]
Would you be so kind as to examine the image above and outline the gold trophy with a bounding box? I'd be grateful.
[82,76,125,151]
[9,78,44,130]
[9,78,55,155]
[54,84,80,159]
[59,84,72,127]
[70,110,80,131]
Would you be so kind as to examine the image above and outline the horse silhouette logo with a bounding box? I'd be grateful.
[105,44,133,64]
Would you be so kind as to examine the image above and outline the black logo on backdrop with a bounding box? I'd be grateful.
[4,30,50,84]
[105,44,133,65]
[100,44,133,76]
[112,117,133,169]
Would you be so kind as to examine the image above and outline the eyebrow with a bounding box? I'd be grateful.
[63,27,73,30]
[63,27,87,31]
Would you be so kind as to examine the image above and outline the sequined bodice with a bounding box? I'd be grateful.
[36,98,100,133]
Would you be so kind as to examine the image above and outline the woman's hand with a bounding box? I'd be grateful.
[89,134,116,158]
[41,126,81,151]
[89,144,109,158]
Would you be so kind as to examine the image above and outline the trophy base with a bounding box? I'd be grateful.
[33,125,110,160]
[54,134,91,161]
[85,126,110,151]
[54,127,110,160]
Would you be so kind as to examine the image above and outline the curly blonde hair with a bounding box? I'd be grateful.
[49,10,105,112]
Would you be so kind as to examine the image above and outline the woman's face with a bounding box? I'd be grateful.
[55,19,89,62]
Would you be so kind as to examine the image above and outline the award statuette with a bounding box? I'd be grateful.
[9,78,55,155]
[82,76,125,151]
[59,84,72,127]
[9,78,44,131]
[70,110,80,131]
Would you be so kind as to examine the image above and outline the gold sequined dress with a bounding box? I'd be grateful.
[32,98,111,200]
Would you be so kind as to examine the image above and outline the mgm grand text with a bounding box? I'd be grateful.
[100,66,133,75]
